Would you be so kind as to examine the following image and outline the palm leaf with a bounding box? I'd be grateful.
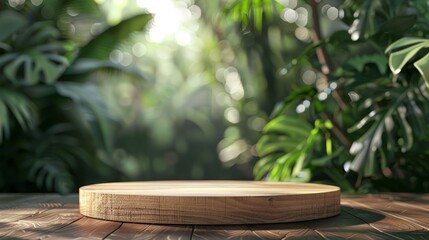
[55,82,114,154]
[0,89,36,142]
[78,13,152,59]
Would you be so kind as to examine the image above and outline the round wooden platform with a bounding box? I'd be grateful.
[79,181,340,225]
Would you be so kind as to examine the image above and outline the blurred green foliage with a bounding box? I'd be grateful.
[0,0,153,193]
[2,0,429,193]
[232,0,429,193]
[0,0,253,193]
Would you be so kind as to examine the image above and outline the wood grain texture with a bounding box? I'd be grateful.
[42,217,121,240]
[192,225,262,240]
[342,196,429,240]
[304,208,391,239]
[106,224,192,240]
[0,195,82,239]
[249,223,324,240]
[350,195,429,229]
[79,181,340,225]
[0,194,70,232]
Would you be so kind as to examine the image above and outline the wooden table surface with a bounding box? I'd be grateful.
[1,193,429,239]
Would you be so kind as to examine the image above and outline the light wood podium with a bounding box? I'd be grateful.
[79,181,340,225]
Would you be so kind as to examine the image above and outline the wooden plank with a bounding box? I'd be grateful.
[0,194,28,205]
[370,195,429,229]
[342,197,429,240]
[41,217,121,240]
[80,181,340,224]
[378,194,429,214]
[192,225,263,240]
[304,208,392,239]
[105,224,192,240]
[0,196,82,239]
[343,196,429,229]
[0,194,69,224]
[249,223,324,239]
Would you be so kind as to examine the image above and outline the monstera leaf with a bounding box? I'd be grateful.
[0,20,74,85]
[386,37,429,86]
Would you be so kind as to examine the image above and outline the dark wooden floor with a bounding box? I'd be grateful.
[0,194,429,239]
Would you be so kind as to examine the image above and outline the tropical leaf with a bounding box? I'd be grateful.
[386,37,429,83]
[28,156,75,193]
[414,53,429,86]
[253,154,280,180]
[385,37,426,53]
[388,42,427,74]
[64,58,151,80]
[26,124,86,193]
[55,82,115,154]
[349,91,410,176]
[0,21,74,85]
[2,50,70,85]
[349,123,384,176]
[347,54,388,74]
[376,15,417,37]
[269,86,316,118]
[256,135,299,157]
[348,0,376,40]
[255,115,328,181]
[0,10,28,42]
[0,89,36,142]
[78,13,152,59]
[263,115,312,137]
[224,0,282,31]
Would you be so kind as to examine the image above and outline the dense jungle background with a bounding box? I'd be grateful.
[1,0,429,193]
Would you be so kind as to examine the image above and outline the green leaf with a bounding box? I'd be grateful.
[350,0,375,40]
[0,89,36,142]
[13,22,61,49]
[253,0,263,31]
[240,0,250,28]
[39,0,100,19]
[263,0,273,20]
[3,50,69,85]
[414,52,429,86]
[350,123,383,176]
[347,54,388,74]
[79,13,152,59]
[385,37,426,53]
[388,42,427,74]
[311,147,345,167]
[256,135,301,157]
[270,86,316,118]
[253,154,278,179]
[0,10,28,42]
[347,110,377,133]
[263,115,312,137]
[377,15,417,37]
[397,106,413,152]
[65,58,151,80]
[291,152,306,177]
[0,101,9,142]
[55,82,114,153]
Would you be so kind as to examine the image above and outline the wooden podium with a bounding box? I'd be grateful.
[79,181,340,225]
